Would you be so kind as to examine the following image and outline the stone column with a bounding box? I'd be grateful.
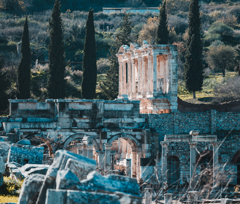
[138,56,142,96]
[131,58,136,99]
[147,54,152,95]
[212,142,219,185]
[144,188,152,204]
[127,58,132,98]
[118,61,123,98]
[153,53,157,95]
[131,151,137,178]
[142,57,147,95]
[190,142,197,189]
[122,61,127,98]
[87,144,94,159]
[104,144,112,173]
[83,144,88,157]
[110,151,116,170]
[126,159,131,177]
[97,151,105,171]
[137,150,142,181]
[164,193,172,204]
[161,142,168,182]
[77,143,83,155]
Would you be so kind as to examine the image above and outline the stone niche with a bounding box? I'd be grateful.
[116,41,178,114]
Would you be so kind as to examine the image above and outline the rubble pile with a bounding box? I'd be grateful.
[17,150,142,204]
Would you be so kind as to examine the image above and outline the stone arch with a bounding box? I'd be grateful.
[107,133,141,152]
[63,134,100,151]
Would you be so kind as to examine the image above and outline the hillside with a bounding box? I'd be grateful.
[0,0,239,107]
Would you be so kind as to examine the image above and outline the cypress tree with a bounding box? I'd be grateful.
[184,0,203,99]
[47,0,66,99]
[156,0,169,44]
[100,13,132,100]
[115,13,132,48]
[0,56,10,112]
[17,16,31,99]
[81,9,97,99]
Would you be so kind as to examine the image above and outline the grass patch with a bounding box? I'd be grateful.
[0,177,23,203]
[0,195,19,203]
[178,71,237,102]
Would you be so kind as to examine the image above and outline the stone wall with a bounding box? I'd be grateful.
[147,110,240,138]
[166,131,240,185]
[8,145,44,165]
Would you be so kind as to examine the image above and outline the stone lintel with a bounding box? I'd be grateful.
[164,134,217,143]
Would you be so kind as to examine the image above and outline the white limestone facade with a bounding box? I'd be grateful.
[116,41,178,114]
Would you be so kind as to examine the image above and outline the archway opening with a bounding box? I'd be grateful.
[167,156,180,186]
[109,138,135,177]
[107,135,140,179]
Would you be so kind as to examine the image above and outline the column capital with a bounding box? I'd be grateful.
[160,141,168,147]
[87,144,95,150]
[189,142,197,148]
[104,143,112,150]
[77,143,84,147]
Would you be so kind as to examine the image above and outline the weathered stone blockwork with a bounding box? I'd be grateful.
[1,99,240,184]
[148,110,240,137]
[8,145,44,165]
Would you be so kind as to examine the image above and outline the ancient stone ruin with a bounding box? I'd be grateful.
[0,42,240,203]
[116,42,178,113]
[18,150,142,204]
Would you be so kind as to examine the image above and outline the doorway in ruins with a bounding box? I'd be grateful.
[108,137,139,179]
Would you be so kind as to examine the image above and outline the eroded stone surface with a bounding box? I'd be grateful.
[19,164,50,177]
[8,145,44,165]
[17,139,31,145]
[56,169,80,189]
[18,174,45,204]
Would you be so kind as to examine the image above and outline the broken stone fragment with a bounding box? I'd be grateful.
[0,141,10,162]
[19,164,50,178]
[76,171,140,196]
[36,150,96,204]
[8,145,44,165]
[56,169,80,189]
[11,168,24,181]
[45,189,121,204]
[18,174,45,204]
[17,139,31,145]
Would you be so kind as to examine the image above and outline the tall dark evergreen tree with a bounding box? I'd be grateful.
[81,9,97,99]
[100,13,132,100]
[17,16,31,99]
[156,0,169,44]
[47,0,66,99]
[0,56,10,112]
[184,0,203,99]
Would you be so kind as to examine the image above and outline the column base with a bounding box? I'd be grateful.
[146,92,153,98]
[121,94,128,100]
